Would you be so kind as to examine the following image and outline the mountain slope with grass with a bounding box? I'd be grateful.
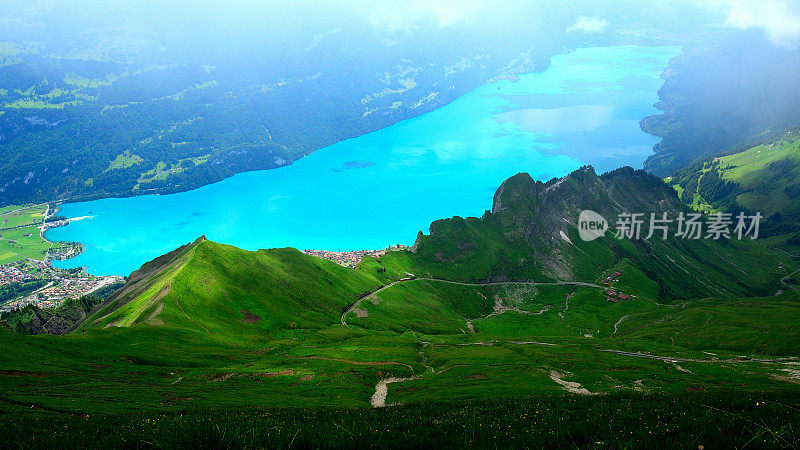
[1,167,799,448]
[81,237,389,340]
[395,166,786,300]
[669,130,800,250]
[80,166,789,334]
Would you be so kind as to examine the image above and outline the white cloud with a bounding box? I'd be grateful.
[566,16,609,34]
[690,0,800,47]
[726,0,800,47]
[357,0,485,32]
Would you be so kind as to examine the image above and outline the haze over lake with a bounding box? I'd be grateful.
[47,45,680,275]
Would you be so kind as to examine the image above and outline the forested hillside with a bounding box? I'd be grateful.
[0,1,713,206]
[0,32,549,205]
[641,32,800,176]
[668,130,800,250]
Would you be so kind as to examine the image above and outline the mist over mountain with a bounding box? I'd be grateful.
[643,31,800,175]
[0,0,735,205]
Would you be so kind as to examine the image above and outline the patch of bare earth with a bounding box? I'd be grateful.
[352,308,369,318]
[772,363,800,384]
[211,373,236,382]
[103,319,122,329]
[549,370,596,395]
[291,374,315,386]
[258,369,295,378]
[371,376,418,407]
[241,309,262,324]
[145,302,164,325]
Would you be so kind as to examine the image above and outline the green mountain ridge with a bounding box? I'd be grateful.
[403,166,785,300]
[79,166,789,334]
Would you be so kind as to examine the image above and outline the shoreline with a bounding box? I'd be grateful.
[31,45,678,276]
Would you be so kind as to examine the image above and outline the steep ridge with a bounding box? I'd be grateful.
[404,166,785,300]
[80,238,385,337]
[84,236,207,329]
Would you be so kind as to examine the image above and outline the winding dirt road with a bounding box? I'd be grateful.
[341,277,602,327]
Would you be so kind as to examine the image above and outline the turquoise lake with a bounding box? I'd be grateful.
[47,45,680,275]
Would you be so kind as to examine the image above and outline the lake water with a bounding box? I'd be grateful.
[47,45,680,275]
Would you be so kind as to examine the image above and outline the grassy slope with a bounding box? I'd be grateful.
[1,169,799,446]
[671,130,800,247]
[1,237,798,415]
[391,168,787,301]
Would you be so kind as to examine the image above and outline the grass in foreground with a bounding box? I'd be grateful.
[2,393,799,449]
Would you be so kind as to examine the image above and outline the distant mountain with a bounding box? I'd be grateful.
[0,1,718,206]
[0,37,551,205]
[641,32,800,176]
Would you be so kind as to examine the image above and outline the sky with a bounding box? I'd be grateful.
[2,0,799,50]
[352,0,800,47]
[712,0,800,47]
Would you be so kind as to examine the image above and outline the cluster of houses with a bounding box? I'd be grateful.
[303,248,388,268]
[34,276,117,302]
[0,264,28,285]
[0,260,122,314]
[303,245,408,268]
[602,270,633,303]
[605,290,630,303]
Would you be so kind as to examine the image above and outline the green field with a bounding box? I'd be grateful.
[0,205,51,264]
[106,152,143,171]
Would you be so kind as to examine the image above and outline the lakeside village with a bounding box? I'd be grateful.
[303,244,410,268]
[0,260,122,314]
[0,209,123,315]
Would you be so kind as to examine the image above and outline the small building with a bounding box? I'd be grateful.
[618,294,630,300]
